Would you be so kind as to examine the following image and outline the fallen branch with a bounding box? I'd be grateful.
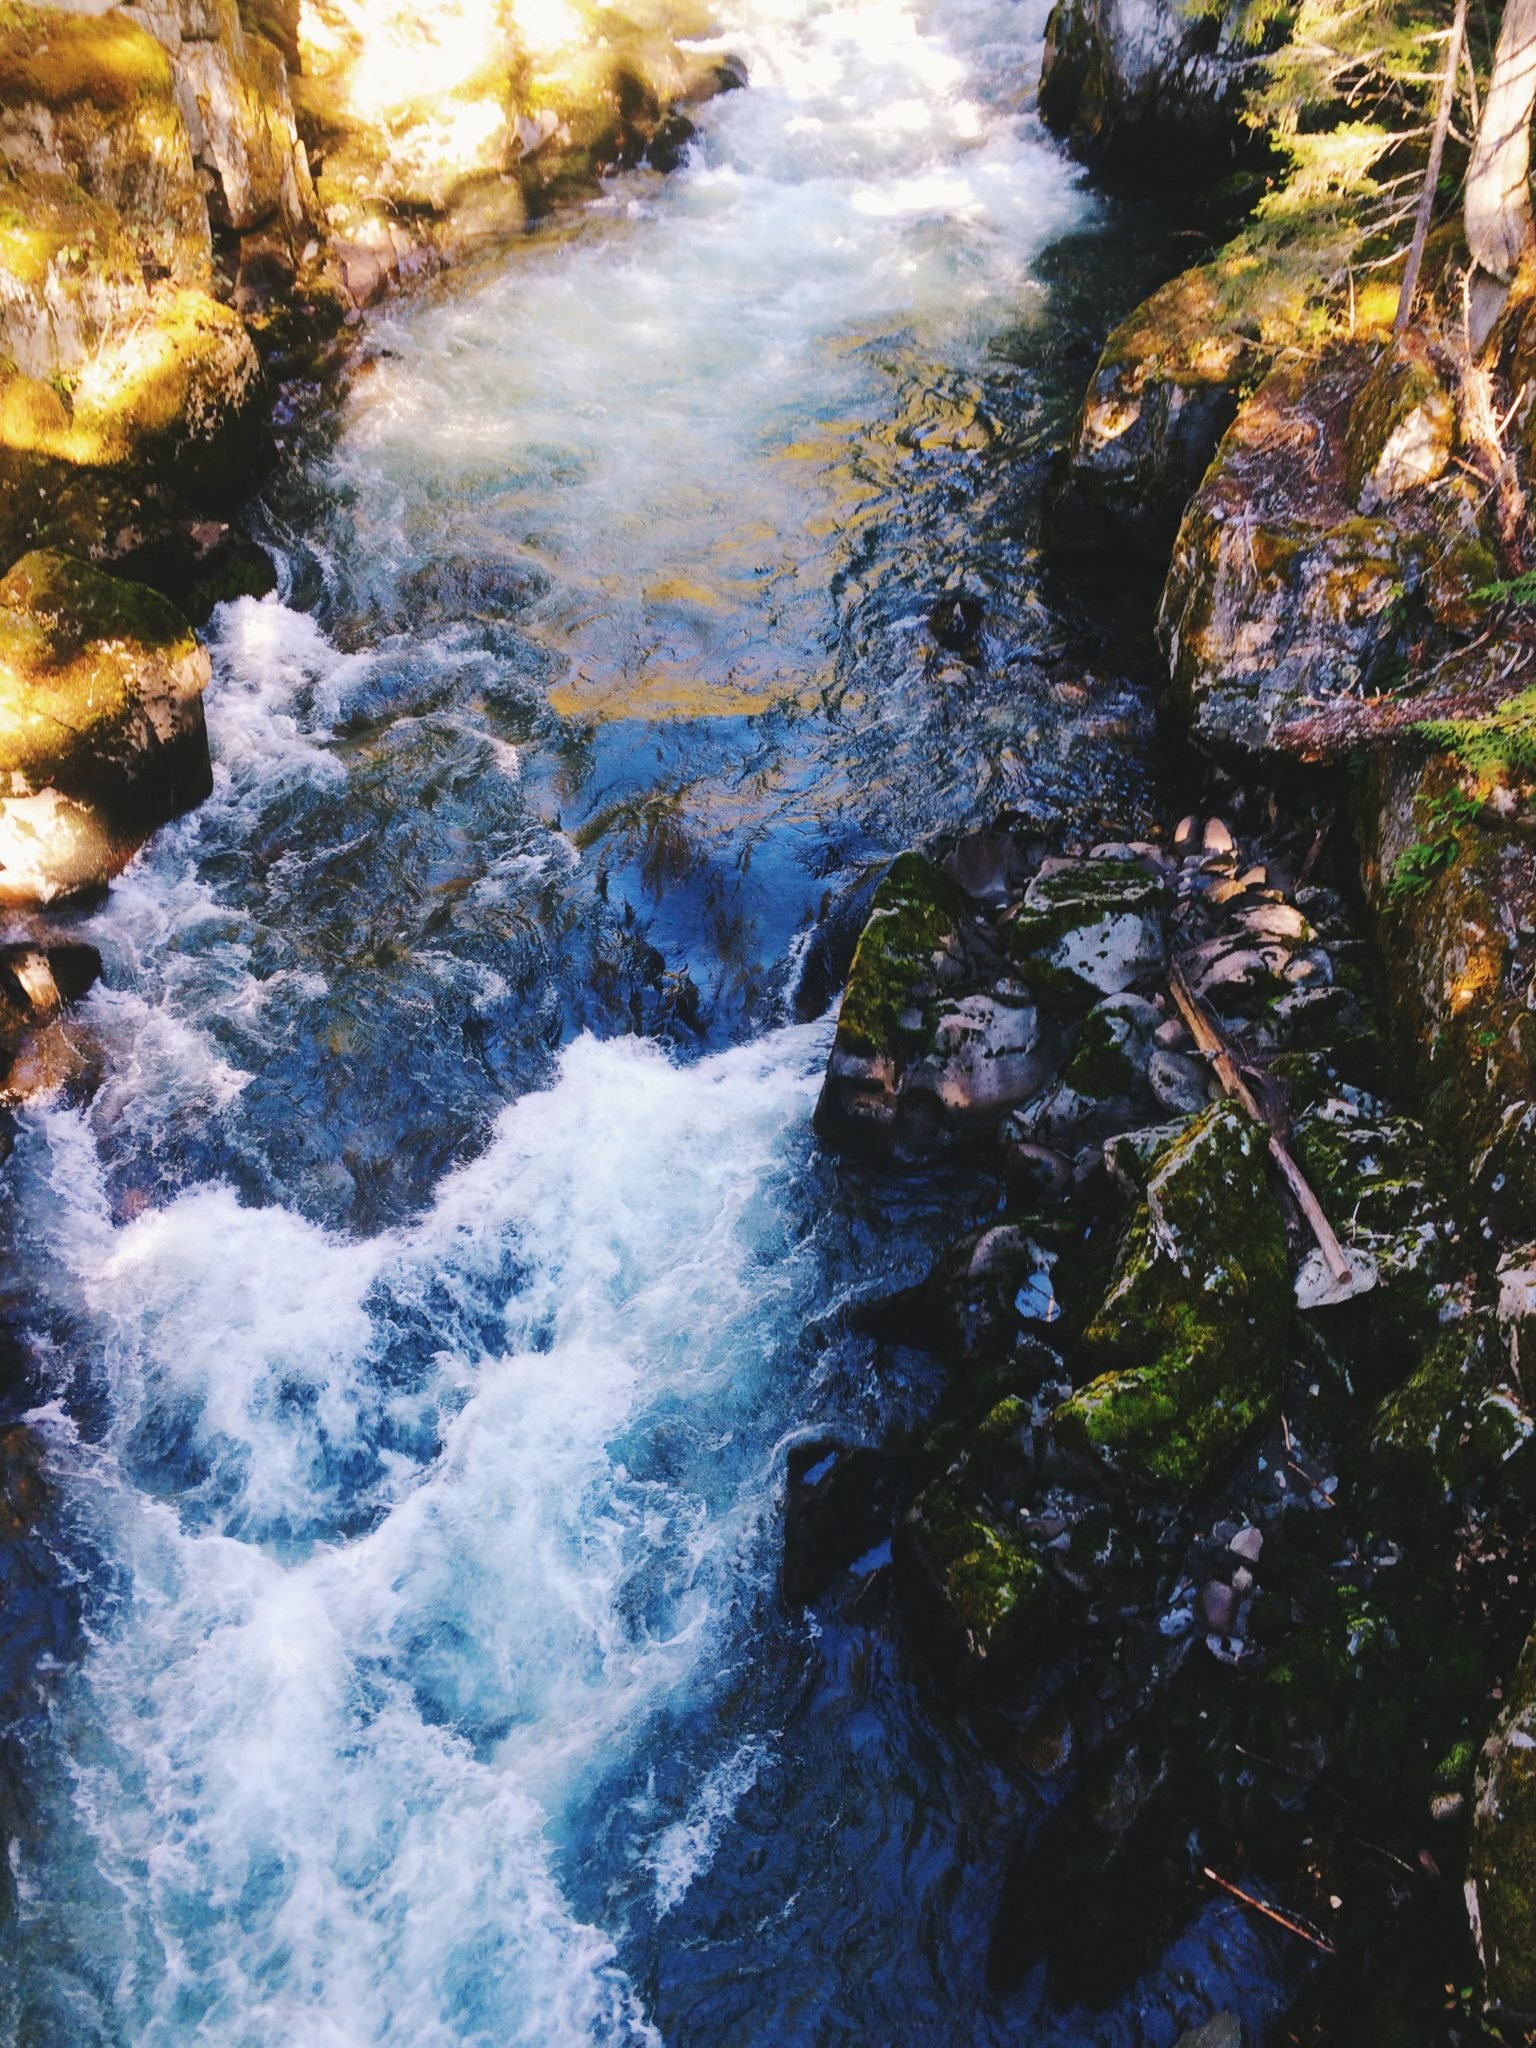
[1169,963,1357,1293]
[1202,1866,1339,1956]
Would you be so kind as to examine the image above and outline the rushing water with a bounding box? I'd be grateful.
[0,0,1276,2040]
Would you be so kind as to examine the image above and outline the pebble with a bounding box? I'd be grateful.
[1174,813,1201,852]
[1198,1580,1239,1633]
[1232,1566,1254,1594]
[1431,1791,1466,1824]
[1229,1524,1263,1562]
[1202,817,1235,855]
[1153,1017,1190,1050]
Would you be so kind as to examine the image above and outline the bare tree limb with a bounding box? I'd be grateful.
[1398,0,1472,334]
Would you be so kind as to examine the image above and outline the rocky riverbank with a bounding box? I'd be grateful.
[790,0,1536,2030]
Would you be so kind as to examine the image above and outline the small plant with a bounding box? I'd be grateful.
[1386,785,1482,898]
[1474,572,1536,606]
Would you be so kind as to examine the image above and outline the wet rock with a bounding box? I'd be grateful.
[1045,266,1244,556]
[1229,1522,1262,1563]
[896,1466,1054,1676]
[0,551,212,902]
[1202,816,1233,856]
[1175,2017,1242,2048]
[1357,746,1536,1226]
[926,1222,1065,1365]
[1038,0,1255,182]
[782,1441,897,1608]
[1004,855,1166,998]
[1469,1633,1536,2021]
[928,590,984,651]
[1054,1103,1291,1493]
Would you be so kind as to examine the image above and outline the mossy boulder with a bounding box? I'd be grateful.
[1344,332,1454,512]
[0,4,211,288]
[1045,264,1246,556]
[0,548,211,900]
[896,1469,1053,1674]
[1159,352,1423,758]
[1357,745,1536,1228]
[817,852,1052,1154]
[1469,1631,1536,2021]
[1003,855,1166,998]
[1053,1103,1291,1493]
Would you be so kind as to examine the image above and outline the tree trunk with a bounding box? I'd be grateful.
[1466,0,1536,279]
[1396,0,1469,332]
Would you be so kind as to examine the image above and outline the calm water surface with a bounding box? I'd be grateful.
[0,0,1283,2039]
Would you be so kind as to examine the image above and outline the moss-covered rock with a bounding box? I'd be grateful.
[1469,1630,1536,2021]
[1003,855,1166,998]
[1357,744,1536,1228]
[1053,1102,1291,1492]
[1158,351,1426,758]
[817,852,1053,1154]
[896,1469,1053,1673]
[0,548,211,900]
[1344,331,1454,512]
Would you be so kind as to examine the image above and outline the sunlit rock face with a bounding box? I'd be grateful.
[0,550,212,902]
[0,5,274,564]
[44,0,317,233]
[292,0,736,298]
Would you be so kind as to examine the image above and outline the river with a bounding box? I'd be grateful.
[0,0,1250,2038]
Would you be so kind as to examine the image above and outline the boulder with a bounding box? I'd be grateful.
[1045,264,1244,556]
[1038,0,1255,180]
[1003,855,1166,998]
[816,853,1053,1154]
[1159,352,1424,757]
[1053,1103,1291,1493]
[1344,332,1454,512]
[0,550,211,900]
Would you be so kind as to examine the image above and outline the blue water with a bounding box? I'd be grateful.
[0,0,1279,2037]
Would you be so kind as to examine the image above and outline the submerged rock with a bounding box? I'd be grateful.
[1054,1102,1290,1493]
[0,550,211,900]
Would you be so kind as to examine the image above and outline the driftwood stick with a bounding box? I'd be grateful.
[1201,1866,1338,1956]
[1169,963,1354,1288]
[1395,0,1469,335]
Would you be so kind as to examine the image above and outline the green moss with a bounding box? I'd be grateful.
[1343,337,1451,506]
[832,852,968,1063]
[1053,1104,1290,1492]
[0,4,174,110]
[1415,686,1536,783]
[1060,1004,1140,1100]
[0,549,204,798]
[1005,858,1163,987]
